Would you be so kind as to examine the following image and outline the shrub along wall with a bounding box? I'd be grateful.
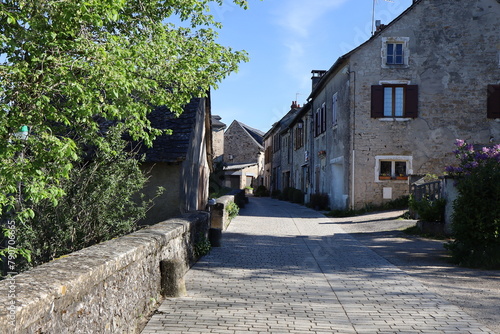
[0,212,209,334]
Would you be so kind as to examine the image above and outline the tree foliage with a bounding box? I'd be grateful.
[0,0,249,220]
[17,125,159,267]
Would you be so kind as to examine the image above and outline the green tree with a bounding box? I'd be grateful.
[0,0,249,221]
[18,125,159,267]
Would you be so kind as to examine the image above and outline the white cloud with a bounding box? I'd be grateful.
[274,0,347,38]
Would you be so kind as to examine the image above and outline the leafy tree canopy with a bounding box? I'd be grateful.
[0,0,250,219]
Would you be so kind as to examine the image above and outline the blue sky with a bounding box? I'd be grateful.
[210,0,413,133]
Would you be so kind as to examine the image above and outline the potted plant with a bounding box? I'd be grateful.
[379,173,391,180]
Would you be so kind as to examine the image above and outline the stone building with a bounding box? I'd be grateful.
[265,0,500,210]
[211,115,226,163]
[139,97,212,224]
[223,120,265,189]
[263,102,302,193]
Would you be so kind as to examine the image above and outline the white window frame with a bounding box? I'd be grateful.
[381,37,410,69]
[375,155,413,182]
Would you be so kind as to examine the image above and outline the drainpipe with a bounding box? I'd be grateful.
[350,70,356,209]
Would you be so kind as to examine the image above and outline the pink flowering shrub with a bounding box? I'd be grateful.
[445,139,500,269]
[445,139,500,175]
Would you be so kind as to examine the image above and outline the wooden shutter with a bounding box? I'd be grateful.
[371,85,384,118]
[405,85,418,118]
[487,85,500,119]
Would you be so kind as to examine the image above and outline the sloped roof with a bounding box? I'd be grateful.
[235,121,265,147]
[263,106,301,138]
[211,115,226,130]
[140,98,203,163]
[224,162,258,171]
[309,0,422,99]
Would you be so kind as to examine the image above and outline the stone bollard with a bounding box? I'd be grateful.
[160,259,187,297]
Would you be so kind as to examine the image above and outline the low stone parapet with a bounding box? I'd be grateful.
[210,194,241,231]
[0,212,209,334]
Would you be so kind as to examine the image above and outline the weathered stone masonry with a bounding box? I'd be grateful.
[0,212,209,334]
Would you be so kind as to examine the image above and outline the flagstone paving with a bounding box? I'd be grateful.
[141,197,494,334]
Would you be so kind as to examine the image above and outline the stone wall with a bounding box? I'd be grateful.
[210,194,237,231]
[224,121,263,165]
[212,128,225,162]
[347,0,500,208]
[0,212,210,334]
[140,162,182,224]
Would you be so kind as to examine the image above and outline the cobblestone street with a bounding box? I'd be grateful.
[142,197,496,334]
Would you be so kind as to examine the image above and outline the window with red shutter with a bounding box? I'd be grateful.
[371,84,418,118]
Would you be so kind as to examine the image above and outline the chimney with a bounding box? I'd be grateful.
[311,70,327,90]
[375,20,386,33]
[291,101,301,109]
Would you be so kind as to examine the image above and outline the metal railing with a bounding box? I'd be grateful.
[410,180,442,201]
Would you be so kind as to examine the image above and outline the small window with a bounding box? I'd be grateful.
[382,37,409,68]
[387,43,404,65]
[376,156,412,181]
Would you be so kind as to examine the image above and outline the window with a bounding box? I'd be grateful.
[264,146,272,164]
[386,43,404,65]
[332,93,338,126]
[487,85,500,119]
[381,37,409,68]
[273,134,280,152]
[383,85,404,117]
[315,103,327,136]
[379,161,406,179]
[375,155,413,181]
[371,84,418,118]
[295,123,304,149]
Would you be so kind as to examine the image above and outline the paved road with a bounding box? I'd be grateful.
[141,197,494,334]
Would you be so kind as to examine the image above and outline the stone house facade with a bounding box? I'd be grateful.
[265,0,500,210]
[139,97,212,224]
[223,120,265,189]
[263,102,302,193]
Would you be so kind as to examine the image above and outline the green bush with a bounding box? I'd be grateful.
[254,185,269,197]
[291,189,304,204]
[226,201,239,221]
[446,161,500,269]
[309,193,329,210]
[13,127,157,268]
[282,187,295,201]
[194,232,211,258]
[271,189,281,199]
[444,140,500,269]
[409,195,446,222]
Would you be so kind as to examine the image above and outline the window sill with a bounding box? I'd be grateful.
[376,178,409,183]
[381,64,410,69]
[379,117,411,122]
